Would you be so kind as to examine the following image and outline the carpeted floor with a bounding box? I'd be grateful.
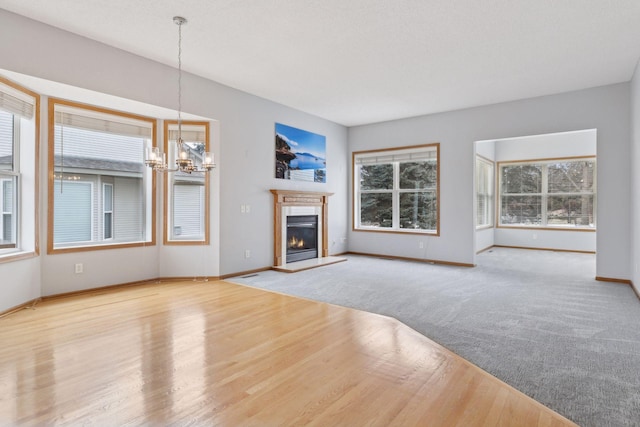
[228,248,640,427]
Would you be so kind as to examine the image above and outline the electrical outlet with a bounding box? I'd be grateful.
[241,204,246,213]
[75,263,83,274]
[245,204,251,213]
[419,242,424,249]
[245,250,251,258]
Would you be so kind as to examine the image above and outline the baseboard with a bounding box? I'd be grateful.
[347,251,474,268]
[596,276,639,302]
[0,297,41,318]
[595,276,632,285]
[41,279,164,301]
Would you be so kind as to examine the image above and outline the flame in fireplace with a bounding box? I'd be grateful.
[288,236,305,249]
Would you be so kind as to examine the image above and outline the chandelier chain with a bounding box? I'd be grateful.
[177,18,183,139]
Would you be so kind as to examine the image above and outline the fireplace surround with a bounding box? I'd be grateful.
[271,189,342,271]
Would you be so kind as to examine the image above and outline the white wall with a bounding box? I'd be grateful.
[0,257,40,312]
[0,9,348,308]
[349,84,631,280]
[630,61,640,293]
[492,129,597,252]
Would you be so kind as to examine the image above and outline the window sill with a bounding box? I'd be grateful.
[476,225,494,231]
[353,227,439,236]
[497,225,596,232]
[48,241,155,254]
[0,250,38,264]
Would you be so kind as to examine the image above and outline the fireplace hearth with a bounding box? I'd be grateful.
[286,215,318,263]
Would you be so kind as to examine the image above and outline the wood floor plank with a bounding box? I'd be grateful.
[0,280,578,426]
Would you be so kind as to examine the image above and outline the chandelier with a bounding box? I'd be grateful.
[145,16,215,173]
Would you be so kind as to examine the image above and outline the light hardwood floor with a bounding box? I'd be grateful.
[0,280,577,426]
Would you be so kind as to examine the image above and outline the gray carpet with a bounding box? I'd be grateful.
[228,248,640,427]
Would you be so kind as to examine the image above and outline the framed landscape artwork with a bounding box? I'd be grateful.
[275,123,326,183]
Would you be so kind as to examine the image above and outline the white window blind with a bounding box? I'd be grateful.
[53,181,92,243]
[167,127,206,142]
[0,84,35,119]
[355,148,437,165]
[54,107,152,139]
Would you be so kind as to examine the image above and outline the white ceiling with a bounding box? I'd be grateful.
[2,0,640,126]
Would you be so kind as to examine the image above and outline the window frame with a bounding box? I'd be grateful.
[0,76,40,263]
[352,143,440,235]
[47,98,157,254]
[497,156,596,231]
[475,155,495,229]
[162,120,211,245]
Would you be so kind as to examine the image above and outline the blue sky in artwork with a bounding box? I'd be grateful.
[275,123,326,159]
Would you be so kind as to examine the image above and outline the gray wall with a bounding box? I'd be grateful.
[0,10,348,311]
[349,84,631,279]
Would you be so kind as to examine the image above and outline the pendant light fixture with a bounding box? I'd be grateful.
[145,16,215,173]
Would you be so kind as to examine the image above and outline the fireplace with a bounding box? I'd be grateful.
[286,215,318,263]
[271,189,346,272]
[270,189,332,267]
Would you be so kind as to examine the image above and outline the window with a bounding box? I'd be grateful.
[103,183,113,240]
[0,77,38,259]
[353,144,439,234]
[164,121,210,244]
[49,99,156,252]
[1,176,16,246]
[499,157,595,229]
[476,156,494,228]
